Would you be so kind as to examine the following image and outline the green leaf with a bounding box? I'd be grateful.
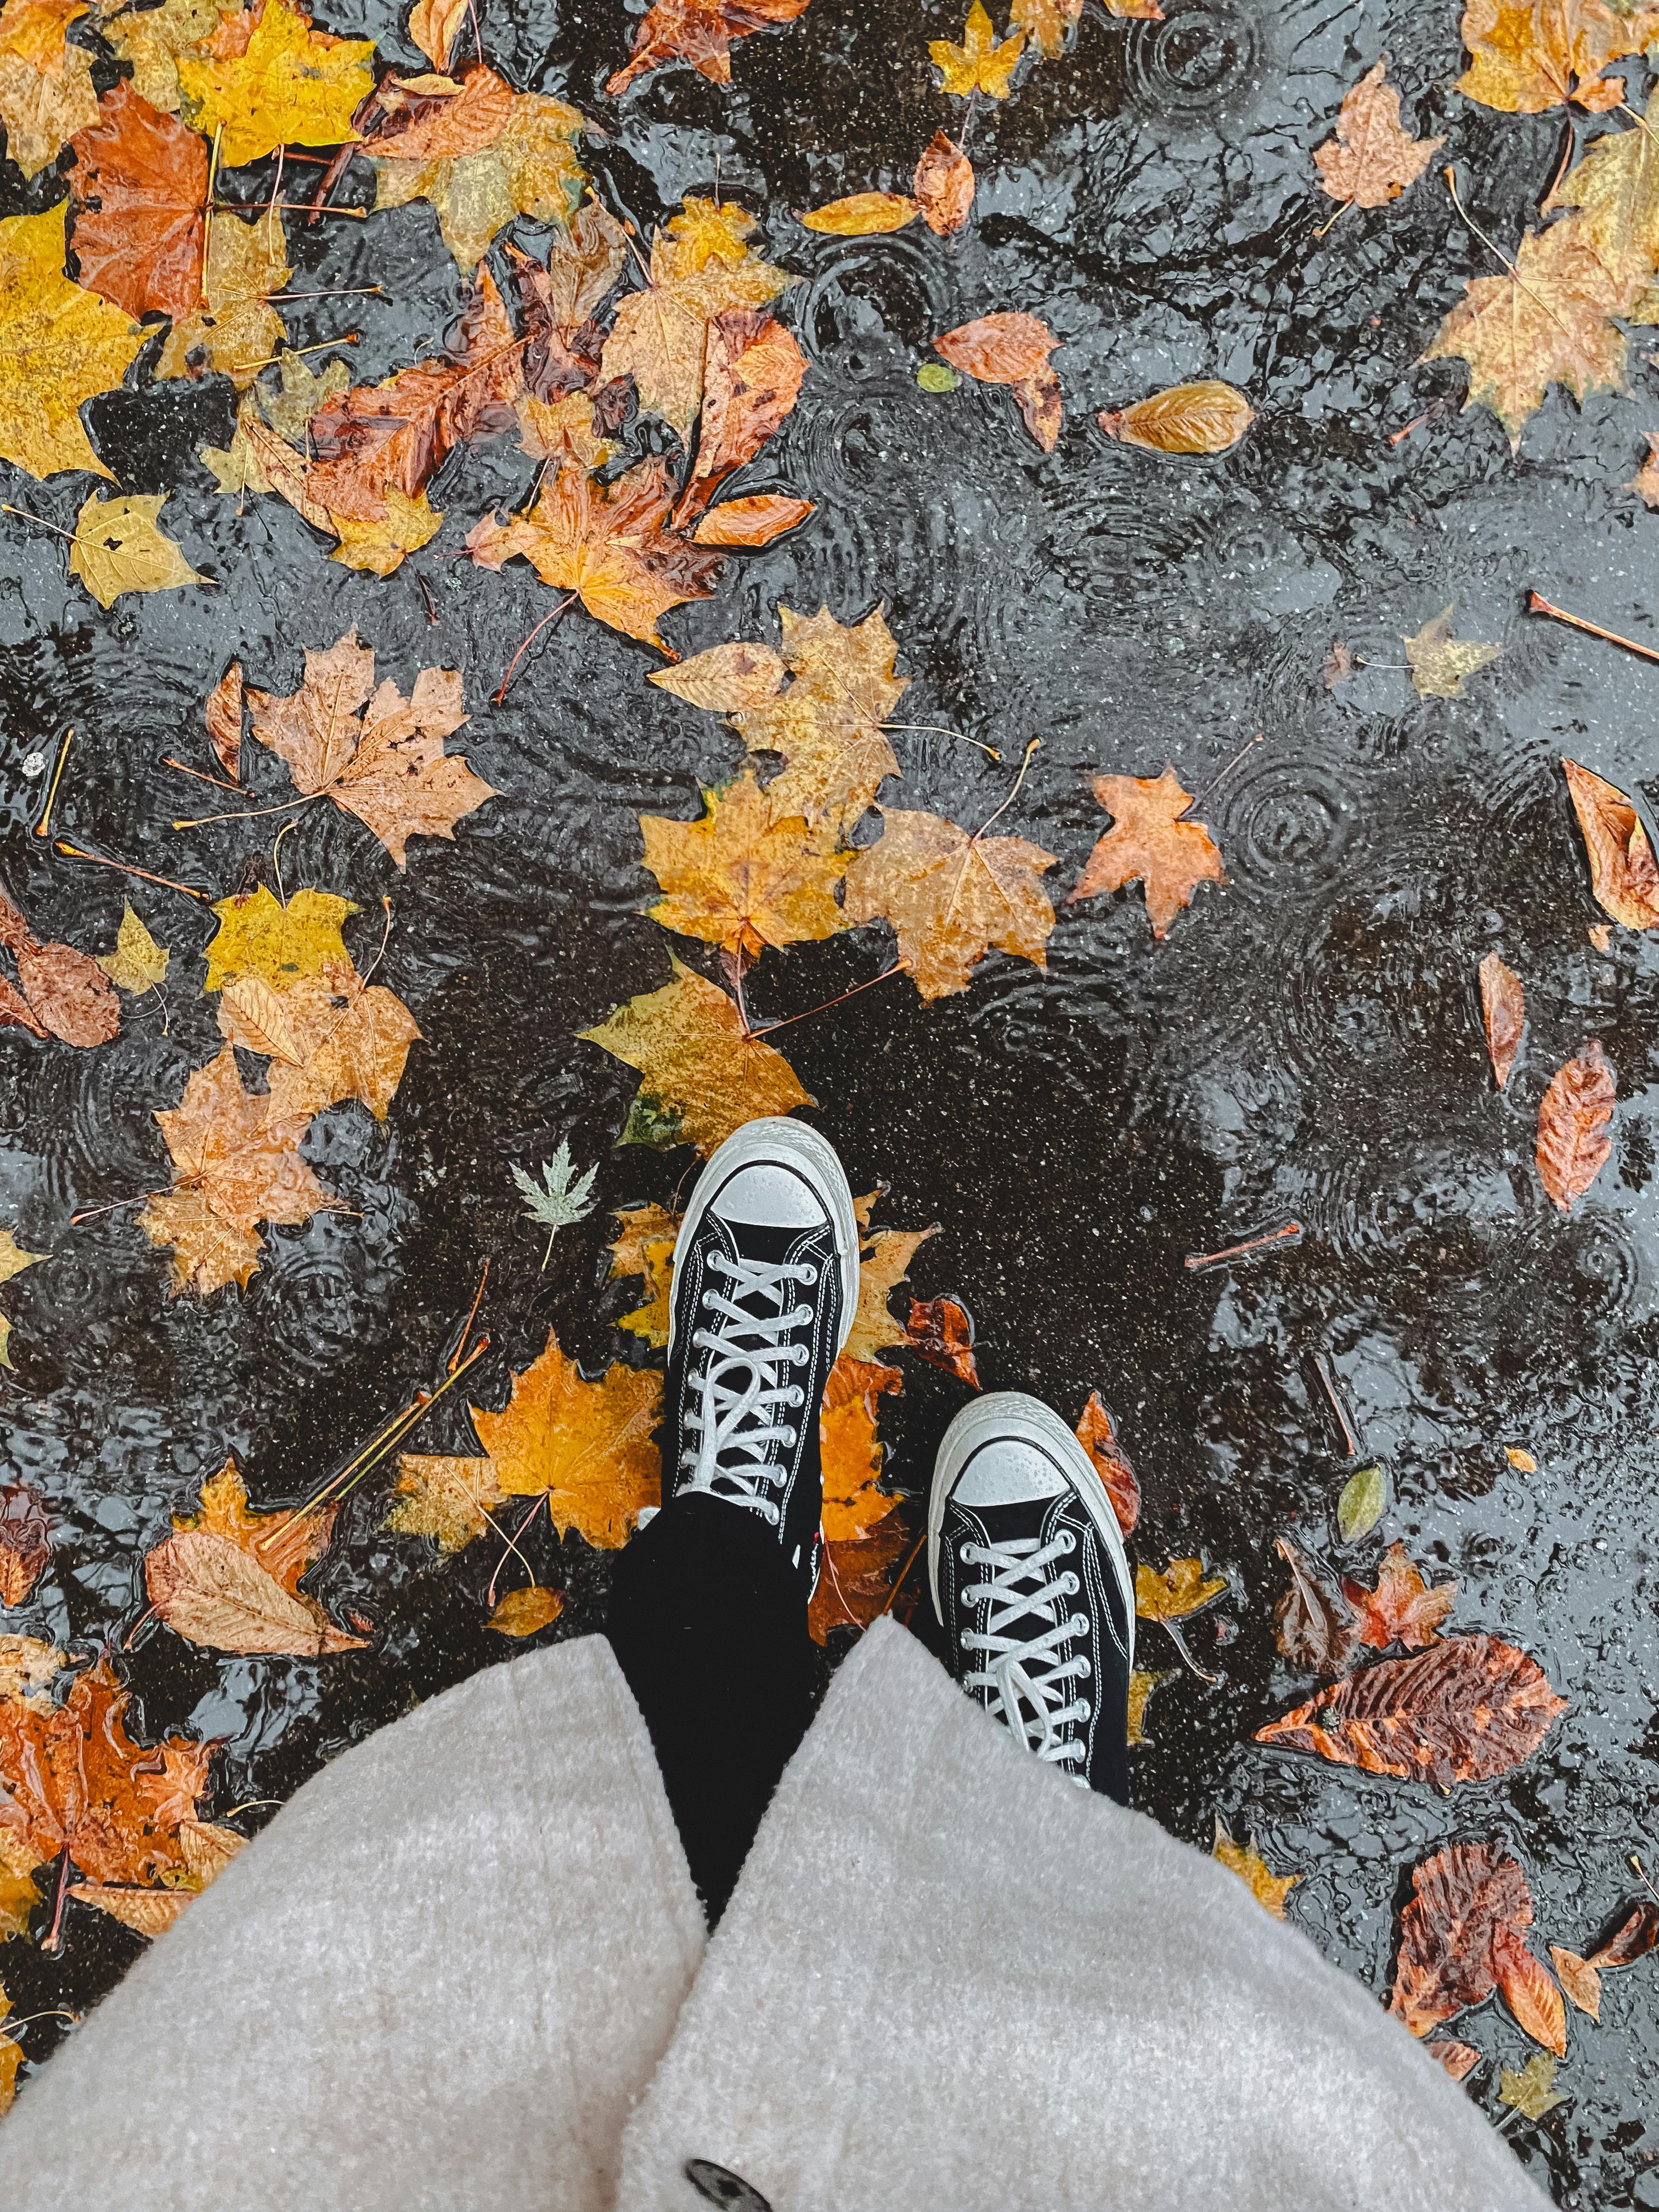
[510,1140,598,1231]
[1499,2051,1567,2121]
[917,363,959,392]
[1336,1462,1386,1543]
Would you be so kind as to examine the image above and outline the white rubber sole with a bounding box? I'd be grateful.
[667,1117,861,1365]
[927,1391,1136,1669]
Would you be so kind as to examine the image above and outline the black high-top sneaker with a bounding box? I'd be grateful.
[929,1392,1135,1803]
[662,1119,859,1598]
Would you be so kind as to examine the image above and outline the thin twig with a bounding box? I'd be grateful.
[884,718,1001,760]
[1312,1351,1361,1457]
[41,1850,71,1955]
[1312,195,1351,240]
[1184,1220,1303,1271]
[200,123,221,308]
[70,1193,155,1226]
[449,1260,489,1373]
[4,503,79,545]
[1528,590,1659,667]
[163,754,240,793]
[747,962,904,1037]
[55,843,206,899]
[33,725,72,837]
[879,1529,927,1617]
[215,199,368,218]
[228,332,359,374]
[493,592,578,702]
[1183,730,1263,819]
[261,285,387,302]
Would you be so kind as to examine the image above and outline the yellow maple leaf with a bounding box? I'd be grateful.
[640,771,848,960]
[1543,98,1659,309]
[68,491,203,609]
[610,1201,680,1347]
[330,487,444,576]
[1126,1667,1165,1745]
[0,0,98,177]
[467,1329,659,1548]
[157,208,289,389]
[1212,1820,1302,1918]
[177,0,375,166]
[173,1455,335,1598]
[1402,607,1501,698]
[101,0,231,113]
[1136,1556,1227,1620]
[0,1228,46,1284]
[373,84,586,270]
[1457,0,1659,114]
[201,884,358,993]
[844,805,1058,1000]
[845,1220,938,1362]
[821,1356,899,1541]
[599,218,796,434]
[1423,214,1626,448]
[0,202,143,479]
[385,1453,506,1552]
[216,960,422,1125]
[930,1,1024,97]
[667,194,755,269]
[580,953,814,1155]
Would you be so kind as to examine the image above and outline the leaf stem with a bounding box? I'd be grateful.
[1528,590,1659,667]
[1184,1220,1303,1271]
[55,842,207,899]
[171,792,320,832]
[746,961,904,1036]
[33,724,72,838]
[493,591,579,702]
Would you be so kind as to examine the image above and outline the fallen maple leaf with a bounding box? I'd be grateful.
[640,771,847,961]
[1069,767,1224,941]
[844,806,1057,1000]
[1403,607,1500,698]
[1424,219,1626,448]
[511,200,628,349]
[655,605,909,832]
[1536,1038,1616,1212]
[468,453,723,655]
[1137,1556,1226,1620]
[1479,951,1525,1087]
[1341,1539,1457,1651]
[1255,1630,1567,1785]
[221,961,420,1127]
[810,1516,906,1645]
[600,225,797,439]
[580,954,814,1153]
[1542,99,1659,308]
[156,206,290,388]
[139,1046,335,1295]
[0,1479,50,1605]
[487,1585,565,1635]
[68,490,203,608]
[606,0,810,96]
[201,883,355,992]
[67,81,206,323]
[846,1217,938,1362]
[930,1,1024,97]
[1390,1836,1534,2036]
[682,307,808,516]
[1313,61,1443,210]
[934,311,1060,450]
[1562,757,1659,928]
[1074,1390,1138,1536]
[1457,0,1659,113]
[0,0,98,178]
[174,1457,336,1596]
[0,202,144,479]
[1097,380,1254,454]
[1213,1821,1301,1918]
[1500,2050,1568,2120]
[246,629,497,867]
[1273,1536,1356,1674]
[609,1200,680,1347]
[913,129,974,234]
[370,72,585,270]
[99,0,227,114]
[820,1353,898,1542]
[176,0,374,165]
[384,1452,506,1552]
[906,1295,978,1386]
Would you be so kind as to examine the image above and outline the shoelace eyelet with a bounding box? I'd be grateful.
[1060,1571,1079,1595]
[798,1263,817,1285]
[1070,1612,1088,1635]
[1076,1656,1091,1679]
[787,1385,804,1407]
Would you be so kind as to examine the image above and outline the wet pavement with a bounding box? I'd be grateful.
[3,0,1659,2199]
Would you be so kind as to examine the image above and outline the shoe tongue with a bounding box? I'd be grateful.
[715,1217,804,1269]
[968,1497,1058,1547]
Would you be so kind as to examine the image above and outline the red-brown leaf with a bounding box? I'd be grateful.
[1074,1390,1139,1537]
[0,975,47,1037]
[1272,1535,1355,1673]
[1477,951,1524,1088]
[1494,1924,1567,2054]
[15,940,120,1047]
[205,661,243,782]
[606,0,811,95]
[808,1516,907,1645]
[357,64,516,161]
[683,308,807,515]
[1536,1039,1615,1214]
[1341,1539,1457,1652]
[1254,1631,1567,1785]
[69,83,208,325]
[1588,1900,1659,1970]
[913,130,974,235]
[0,1480,51,1606]
[935,314,1063,452]
[690,494,815,547]
[1426,2039,1482,2081]
[905,1295,979,1387]
[1390,1837,1532,2036]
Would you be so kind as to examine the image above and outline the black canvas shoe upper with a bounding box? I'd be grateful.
[663,1208,845,1598]
[935,1485,1132,1803]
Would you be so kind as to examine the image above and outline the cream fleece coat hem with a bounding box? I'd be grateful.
[0,1621,1547,2212]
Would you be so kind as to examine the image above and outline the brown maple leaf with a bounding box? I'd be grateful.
[1273,1536,1356,1674]
[1536,1037,1616,1212]
[246,630,498,867]
[217,960,421,1127]
[1313,61,1443,210]
[1341,1539,1457,1651]
[1255,1631,1567,1785]
[138,1046,335,1296]
[1457,0,1659,113]
[1479,951,1525,1087]
[639,770,847,960]
[844,806,1057,1000]
[1562,757,1659,929]
[1074,1391,1139,1536]
[606,0,810,95]
[809,1517,907,1645]
[68,81,206,323]
[0,1658,214,1897]
[1069,767,1226,940]
[467,452,723,654]
[934,310,1062,449]
[0,888,120,1047]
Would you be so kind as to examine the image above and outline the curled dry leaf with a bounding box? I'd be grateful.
[1255,1631,1567,1785]
[1074,1390,1139,1536]
[1536,1039,1616,1213]
[905,1294,978,1387]
[205,661,243,781]
[1341,1540,1457,1651]
[934,311,1060,450]
[1427,2040,1482,2082]
[1478,951,1525,1087]
[1562,758,1659,929]
[1273,1536,1356,1674]
[1629,434,1659,507]
[913,131,973,235]
[843,805,1057,1000]
[1589,1900,1659,1969]
[1069,768,1225,941]
[1390,1836,1533,2036]
[1098,381,1254,454]
[0,1479,50,1605]
[802,191,918,235]
[1312,62,1443,210]
[639,770,848,960]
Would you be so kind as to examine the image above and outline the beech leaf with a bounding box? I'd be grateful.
[1562,758,1659,929]
[1097,381,1254,454]
[1272,1536,1355,1673]
[1478,951,1525,1087]
[1536,1039,1616,1213]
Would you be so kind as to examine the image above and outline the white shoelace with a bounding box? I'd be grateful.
[960,1532,1093,1775]
[680,1249,817,1524]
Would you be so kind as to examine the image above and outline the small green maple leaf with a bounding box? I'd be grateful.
[511,1141,598,1268]
[1499,2050,1567,2123]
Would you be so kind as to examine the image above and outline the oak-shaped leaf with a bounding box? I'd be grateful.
[606,0,810,97]
[247,629,497,867]
[844,805,1057,1000]
[1273,1536,1356,1674]
[934,311,1060,449]
[640,770,847,960]
[1536,1038,1615,1213]
[1479,951,1525,1087]
[67,81,207,323]
[1562,758,1659,929]
[1313,62,1443,211]
[1069,767,1224,940]
[1255,1631,1567,1785]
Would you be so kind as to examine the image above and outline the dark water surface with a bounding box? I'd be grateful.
[2,0,1658,2200]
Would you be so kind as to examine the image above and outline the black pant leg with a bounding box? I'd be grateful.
[606,1492,816,1922]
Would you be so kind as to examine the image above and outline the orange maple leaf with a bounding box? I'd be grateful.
[639,770,848,959]
[458,1329,661,1548]
[1340,1539,1457,1651]
[67,82,207,324]
[844,804,1057,998]
[1069,767,1226,940]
